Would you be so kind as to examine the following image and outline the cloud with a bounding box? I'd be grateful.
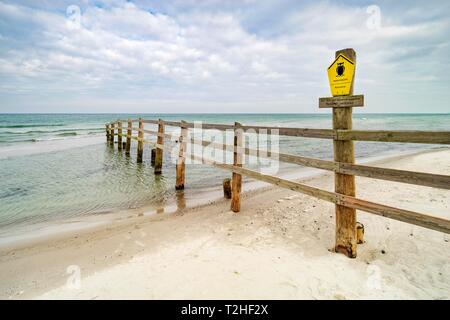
[0,0,449,113]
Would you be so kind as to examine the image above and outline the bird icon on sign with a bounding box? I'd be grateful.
[336,62,345,76]
[327,54,355,96]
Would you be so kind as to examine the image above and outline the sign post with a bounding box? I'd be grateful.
[319,48,364,258]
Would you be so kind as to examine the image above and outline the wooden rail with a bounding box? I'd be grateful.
[105,117,450,258]
[123,118,450,144]
[103,48,449,259]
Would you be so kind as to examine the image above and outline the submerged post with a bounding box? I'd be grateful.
[175,120,188,190]
[105,124,110,142]
[231,122,243,212]
[154,119,165,175]
[117,121,122,151]
[151,149,156,166]
[137,118,144,163]
[125,119,132,155]
[110,122,115,146]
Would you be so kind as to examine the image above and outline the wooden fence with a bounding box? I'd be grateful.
[105,117,450,258]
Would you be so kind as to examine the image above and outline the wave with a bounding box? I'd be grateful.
[0,128,103,135]
[0,124,65,128]
[29,136,77,142]
[0,133,103,144]
[56,132,77,137]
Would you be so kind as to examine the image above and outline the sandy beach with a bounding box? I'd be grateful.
[0,148,449,300]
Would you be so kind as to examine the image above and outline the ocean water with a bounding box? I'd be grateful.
[0,113,449,242]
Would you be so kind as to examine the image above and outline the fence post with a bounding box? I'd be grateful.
[125,119,132,155]
[223,178,232,199]
[151,149,156,166]
[333,48,357,258]
[117,121,122,151]
[231,122,243,212]
[105,124,110,142]
[154,119,165,174]
[110,122,115,146]
[137,118,144,163]
[175,120,188,190]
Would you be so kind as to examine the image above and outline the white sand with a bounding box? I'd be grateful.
[0,148,449,299]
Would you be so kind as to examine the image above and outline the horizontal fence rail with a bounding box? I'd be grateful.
[119,119,450,144]
[188,153,450,234]
[105,118,450,258]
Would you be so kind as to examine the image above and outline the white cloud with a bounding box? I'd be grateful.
[0,0,449,113]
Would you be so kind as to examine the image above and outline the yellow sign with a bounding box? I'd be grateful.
[327,54,355,96]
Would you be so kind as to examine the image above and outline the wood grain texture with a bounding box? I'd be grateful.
[109,123,115,146]
[338,130,450,144]
[137,118,144,163]
[223,178,232,199]
[140,119,450,144]
[154,119,165,174]
[175,121,188,190]
[117,121,122,150]
[231,122,243,213]
[151,148,156,167]
[186,135,450,189]
[188,152,450,234]
[125,119,132,155]
[319,95,364,108]
[333,48,357,258]
[105,124,110,142]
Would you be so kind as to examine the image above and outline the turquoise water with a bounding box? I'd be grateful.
[0,113,449,241]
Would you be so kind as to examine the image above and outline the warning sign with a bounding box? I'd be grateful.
[327,54,355,96]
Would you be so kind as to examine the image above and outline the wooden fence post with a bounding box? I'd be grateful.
[333,48,357,258]
[175,120,188,190]
[223,178,232,199]
[137,118,144,163]
[117,121,122,151]
[151,149,156,166]
[105,124,110,142]
[125,119,132,155]
[110,122,115,146]
[154,119,165,174]
[231,122,243,212]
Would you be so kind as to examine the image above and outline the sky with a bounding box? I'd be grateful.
[0,0,449,113]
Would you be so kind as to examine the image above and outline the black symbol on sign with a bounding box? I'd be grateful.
[336,62,345,76]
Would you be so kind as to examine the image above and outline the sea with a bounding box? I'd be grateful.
[0,113,448,245]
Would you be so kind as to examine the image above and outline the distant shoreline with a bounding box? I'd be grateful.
[2,112,450,115]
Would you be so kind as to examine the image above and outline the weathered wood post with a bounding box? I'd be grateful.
[333,48,357,258]
[356,222,365,244]
[231,122,243,212]
[223,178,232,199]
[151,149,156,166]
[110,122,115,146]
[125,119,132,155]
[175,120,188,190]
[154,119,165,174]
[319,48,365,258]
[117,121,122,151]
[105,124,110,142]
[137,118,144,163]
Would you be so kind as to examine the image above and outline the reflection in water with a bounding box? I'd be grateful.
[0,140,183,233]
